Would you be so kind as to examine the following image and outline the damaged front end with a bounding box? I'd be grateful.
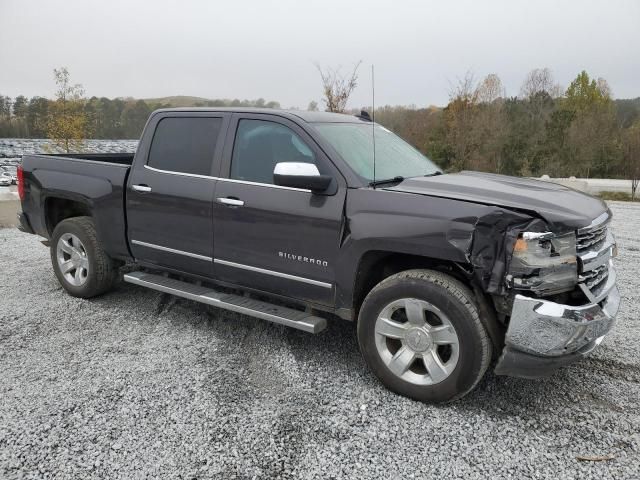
[494,212,620,378]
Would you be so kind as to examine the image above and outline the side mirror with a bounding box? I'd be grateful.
[273,162,332,193]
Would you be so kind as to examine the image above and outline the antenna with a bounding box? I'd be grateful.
[371,64,376,188]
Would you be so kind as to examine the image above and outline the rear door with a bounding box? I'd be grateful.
[212,113,347,306]
[126,112,229,277]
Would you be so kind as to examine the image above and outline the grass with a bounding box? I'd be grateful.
[597,191,640,202]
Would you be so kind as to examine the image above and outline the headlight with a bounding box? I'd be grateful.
[507,231,577,294]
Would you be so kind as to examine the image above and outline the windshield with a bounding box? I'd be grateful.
[314,122,440,181]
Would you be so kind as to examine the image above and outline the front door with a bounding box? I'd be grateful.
[126,112,228,277]
[212,114,346,306]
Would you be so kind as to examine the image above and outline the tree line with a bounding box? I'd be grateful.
[370,70,640,180]
[0,71,281,141]
[0,93,281,140]
[1,66,639,183]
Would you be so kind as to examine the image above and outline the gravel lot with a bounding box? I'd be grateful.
[1,202,638,479]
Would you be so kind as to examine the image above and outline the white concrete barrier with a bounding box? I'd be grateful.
[0,188,20,227]
[537,176,634,195]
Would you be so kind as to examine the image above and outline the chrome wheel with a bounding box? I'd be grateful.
[56,233,89,287]
[374,298,460,385]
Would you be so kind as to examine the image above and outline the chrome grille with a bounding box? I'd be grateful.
[577,224,607,252]
[577,213,613,299]
[580,263,608,290]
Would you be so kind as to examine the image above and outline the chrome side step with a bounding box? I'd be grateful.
[123,271,327,334]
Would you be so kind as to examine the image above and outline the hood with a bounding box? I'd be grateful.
[385,171,608,230]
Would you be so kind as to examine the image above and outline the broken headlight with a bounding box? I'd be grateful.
[507,231,577,295]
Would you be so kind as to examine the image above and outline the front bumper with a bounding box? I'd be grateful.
[495,280,620,378]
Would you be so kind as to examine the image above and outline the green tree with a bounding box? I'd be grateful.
[46,67,89,152]
[27,97,49,137]
[565,70,610,112]
[12,95,27,118]
[562,71,617,177]
[121,100,151,138]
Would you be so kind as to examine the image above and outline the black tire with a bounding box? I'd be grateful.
[50,216,118,298]
[357,269,491,403]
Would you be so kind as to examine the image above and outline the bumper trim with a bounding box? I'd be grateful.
[494,338,604,378]
[495,278,619,377]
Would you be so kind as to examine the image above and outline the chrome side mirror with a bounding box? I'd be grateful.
[273,162,332,192]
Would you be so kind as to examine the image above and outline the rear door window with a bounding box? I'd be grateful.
[148,117,222,175]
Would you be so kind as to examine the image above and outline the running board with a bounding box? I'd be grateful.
[123,271,327,334]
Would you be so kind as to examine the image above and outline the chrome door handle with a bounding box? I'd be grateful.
[216,197,244,207]
[132,184,152,193]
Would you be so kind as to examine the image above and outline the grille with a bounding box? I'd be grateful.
[580,263,608,290]
[577,216,611,298]
[577,224,607,252]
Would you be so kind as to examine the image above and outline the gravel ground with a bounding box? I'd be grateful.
[1,202,639,479]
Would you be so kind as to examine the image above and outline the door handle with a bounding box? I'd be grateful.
[216,197,244,207]
[132,184,152,193]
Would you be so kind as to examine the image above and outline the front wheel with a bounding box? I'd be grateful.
[357,269,491,403]
[50,216,118,298]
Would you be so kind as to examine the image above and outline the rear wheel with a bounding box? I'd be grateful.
[357,269,491,403]
[51,216,118,298]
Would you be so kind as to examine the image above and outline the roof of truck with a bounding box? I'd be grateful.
[152,107,370,124]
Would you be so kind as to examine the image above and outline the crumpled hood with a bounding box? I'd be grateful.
[385,171,608,230]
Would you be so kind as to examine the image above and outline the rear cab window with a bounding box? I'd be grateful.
[147,117,222,176]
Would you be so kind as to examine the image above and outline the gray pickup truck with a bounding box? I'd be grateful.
[17,108,619,403]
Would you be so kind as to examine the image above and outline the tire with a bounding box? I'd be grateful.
[357,269,491,403]
[50,216,118,298]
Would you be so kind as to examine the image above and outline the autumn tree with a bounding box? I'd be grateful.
[473,74,508,173]
[444,72,479,171]
[47,67,89,152]
[315,61,361,113]
[520,68,561,99]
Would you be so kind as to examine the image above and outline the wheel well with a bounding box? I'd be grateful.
[352,251,471,318]
[45,197,92,235]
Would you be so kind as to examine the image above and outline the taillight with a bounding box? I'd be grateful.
[17,165,25,201]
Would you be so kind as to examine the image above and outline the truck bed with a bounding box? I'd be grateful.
[20,153,133,260]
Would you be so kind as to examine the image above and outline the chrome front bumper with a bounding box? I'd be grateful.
[495,270,620,378]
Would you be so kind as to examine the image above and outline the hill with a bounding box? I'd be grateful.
[140,96,281,109]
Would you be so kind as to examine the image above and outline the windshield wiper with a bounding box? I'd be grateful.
[424,171,443,177]
[369,176,405,187]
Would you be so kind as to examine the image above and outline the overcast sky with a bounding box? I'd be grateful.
[1,0,638,108]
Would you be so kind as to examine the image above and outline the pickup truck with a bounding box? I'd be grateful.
[16,108,620,403]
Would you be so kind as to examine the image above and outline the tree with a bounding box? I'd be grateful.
[476,74,505,103]
[474,74,508,172]
[0,96,12,119]
[565,70,611,112]
[46,67,89,152]
[12,95,27,118]
[444,72,480,171]
[562,71,617,177]
[121,100,150,138]
[622,122,640,199]
[315,61,361,113]
[307,101,319,111]
[27,97,49,137]
[520,68,561,99]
